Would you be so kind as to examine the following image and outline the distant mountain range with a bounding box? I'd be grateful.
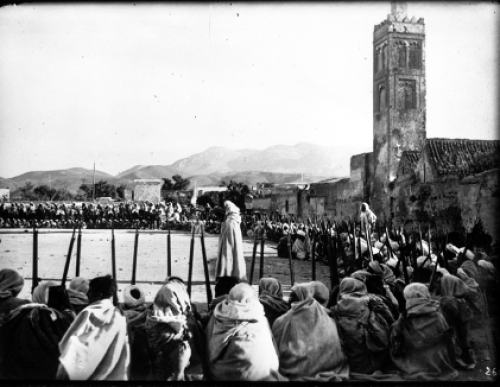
[1,142,369,195]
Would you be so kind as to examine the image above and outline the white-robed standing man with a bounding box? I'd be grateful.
[360,202,377,235]
[214,201,247,298]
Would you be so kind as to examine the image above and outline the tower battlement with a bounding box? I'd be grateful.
[374,2,424,39]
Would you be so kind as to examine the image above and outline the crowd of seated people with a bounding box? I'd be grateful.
[0,238,496,382]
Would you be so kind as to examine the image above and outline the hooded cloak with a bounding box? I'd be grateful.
[207,283,282,381]
[32,281,59,304]
[58,298,129,380]
[333,278,391,374]
[215,201,246,281]
[0,269,30,325]
[258,278,289,328]
[389,283,457,381]
[272,283,348,381]
[0,286,75,380]
[67,277,89,314]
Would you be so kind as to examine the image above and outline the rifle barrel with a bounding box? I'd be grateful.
[62,226,77,287]
[131,227,139,285]
[396,229,409,284]
[311,232,316,281]
[259,236,265,280]
[32,225,38,293]
[187,226,195,297]
[111,226,117,281]
[287,232,295,286]
[327,233,338,288]
[167,226,172,277]
[335,222,348,277]
[249,236,258,285]
[76,224,82,277]
[200,226,212,306]
[357,222,362,270]
[365,223,374,261]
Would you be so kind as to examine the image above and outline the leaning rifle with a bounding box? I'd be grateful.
[61,225,77,288]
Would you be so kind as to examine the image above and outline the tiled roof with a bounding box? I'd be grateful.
[426,138,500,177]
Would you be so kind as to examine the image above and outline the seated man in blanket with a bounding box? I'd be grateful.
[206,283,283,381]
[57,275,130,381]
[272,282,349,381]
[292,230,310,260]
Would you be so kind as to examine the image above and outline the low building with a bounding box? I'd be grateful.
[198,186,228,195]
[0,188,10,202]
[133,179,162,203]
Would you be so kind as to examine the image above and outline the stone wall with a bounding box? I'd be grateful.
[390,169,500,240]
[461,169,500,238]
[305,180,356,223]
[253,197,272,216]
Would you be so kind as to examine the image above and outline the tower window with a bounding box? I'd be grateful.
[398,80,417,110]
[379,87,386,111]
[398,45,406,68]
[409,44,421,69]
[404,87,413,109]
[381,45,386,70]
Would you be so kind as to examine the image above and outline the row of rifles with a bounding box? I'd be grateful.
[246,214,478,291]
[29,217,477,304]
[31,221,213,307]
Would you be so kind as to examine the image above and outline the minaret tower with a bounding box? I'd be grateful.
[372,2,426,216]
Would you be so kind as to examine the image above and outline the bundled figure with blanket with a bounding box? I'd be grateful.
[272,282,349,381]
[206,283,283,381]
[331,277,392,375]
[0,269,30,327]
[128,277,207,381]
[57,275,130,381]
[0,281,75,380]
[433,272,477,370]
[66,277,89,314]
[258,277,290,328]
[389,283,458,381]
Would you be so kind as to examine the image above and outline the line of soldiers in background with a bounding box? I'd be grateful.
[0,201,335,236]
[0,201,214,230]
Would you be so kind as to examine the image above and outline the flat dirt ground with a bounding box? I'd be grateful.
[0,229,496,382]
[0,229,328,307]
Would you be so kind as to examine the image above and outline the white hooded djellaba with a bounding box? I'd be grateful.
[215,201,247,281]
[360,202,377,231]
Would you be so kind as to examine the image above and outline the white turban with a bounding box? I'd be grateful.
[123,285,146,308]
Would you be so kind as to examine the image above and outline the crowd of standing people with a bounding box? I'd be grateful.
[0,201,497,381]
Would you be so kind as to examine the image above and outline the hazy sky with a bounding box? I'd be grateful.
[0,2,498,178]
